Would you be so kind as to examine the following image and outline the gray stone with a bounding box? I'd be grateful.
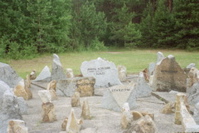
[56,77,95,97]
[187,82,199,105]
[80,57,122,88]
[118,65,127,82]
[0,80,10,107]
[101,85,137,112]
[0,89,22,133]
[156,51,165,64]
[193,102,199,124]
[17,97,28,115]
[51,54,67,80]
[0,62,22,88]
[148,62,156,76]
[187,63,196,69]
[152,55,186,92]
[135,72,152,98]
[34,66,51,82]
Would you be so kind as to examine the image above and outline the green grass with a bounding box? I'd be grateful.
[1,49,199,78]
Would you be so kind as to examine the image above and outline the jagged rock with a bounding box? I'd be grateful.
[118,65,127,82]
[66,68,74,78]
[156,52,165,64]
[187,67,199,88]
[38,90,52,103]
[152,55,186,92]
[71,92,80,107]
[81,99,91,119]
[135,72,152,98]
[142,68,149,82]
[132,111,143,121]
[66,109,83,133]
[161,102,175,114]
[47,80,57,100]
[42,102,56,122]
[35,66,51,82]
[25,74,31,88]
[0,62,22,88]
[124,115,157,133]
[30,70,37,80]
[7,119,28,133]
[51,54,67,80]
[187,82,199,105]
[80,57,122,88]
[121,103,133,129]
[14,79,32,100]
[61,117,68,131]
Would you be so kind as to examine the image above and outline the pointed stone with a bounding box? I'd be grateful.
[66,68,74,78]
[66,109,83,133]
[38,90,52,103]
[156,51,165,64]
[161,102,175,114]
[132,111,143,121]
[118,65,127,82]
[34,66,51,82]
[71,92,80,107]
[47,80,57,100]
[120,103,132,129]
[81,99,91,120]
[42,102,56,122]
[7,119,28,133]
[61,117,68,131]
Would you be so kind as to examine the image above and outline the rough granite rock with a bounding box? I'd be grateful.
[152,55,186,92]
[118,65,127,82]
[81,99,91,120]
[0,62,22,88]
[51,54,67,80]
[34,66,51,82]
[7,119,28,133]
[71,92,81,107]
[80,57,122,88]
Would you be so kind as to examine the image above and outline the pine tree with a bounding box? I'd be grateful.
[173,0,199,50]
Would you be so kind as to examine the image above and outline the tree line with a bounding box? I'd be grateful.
[0,0,199,59]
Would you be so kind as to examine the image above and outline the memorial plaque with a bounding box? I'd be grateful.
[101,85,137,112]
[80,57,122,88]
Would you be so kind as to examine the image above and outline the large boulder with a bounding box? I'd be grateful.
[80,57,122,88]
[0,62,22,88]
[152,55,186,92]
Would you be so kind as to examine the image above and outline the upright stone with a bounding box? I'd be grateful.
[71,92,80,107]
[51,54,67,80]
[135,72,152,98]
[34,66,51,82]
[47,80,57,100]
[101,85,137,112]
[120,103,133,129]
[152,55,186,92]
[80,57,122,88]
[0,62,22,88]
[118,65,127,82]
[66,109,83,133]
[42,102,56,122]
[81,99,91,120]
[66,68,74,78]
[38,90,52,103]
[156,52,165,64]
[187,67,199,88]
[7,119,28,133]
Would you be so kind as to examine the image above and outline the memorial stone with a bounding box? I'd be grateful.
[101,85,137,112]
[7,119,28,133]
[80,57,122,88]
[34,66,51,82]
[135,72,152,98]
[152,55,186,92]
[0,62,22,88]
[51,54,67,80]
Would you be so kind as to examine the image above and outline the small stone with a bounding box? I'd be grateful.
[81,99,91,119]
[42,102,56,122]
[66,68,74,78]
[161,102,175,114]
[132,111,143,121]
[66,109,83,133]
[71,92,80,107]
[121,103,133,129]
[47,80,57,100]
[156,52,165,64]
[7,119,28,133]
[38,90,52,103]
[61,117,68,131]
[118,65,127,82]
[30,70,37,80]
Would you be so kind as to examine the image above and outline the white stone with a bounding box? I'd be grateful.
[80,57,122,88]
[118,65,127,82]
[38,90,52,103]
[156,52,165,64]
[34,66,51,81]
[66,68,74,78]
[101,85,137,112]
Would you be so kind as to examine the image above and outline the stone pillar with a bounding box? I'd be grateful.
[81,99,91,119]
[47,80,57,100]
[120,103,132,129]
[118,65,127,82]
[42,102,56,122]
[175,93,185,125]
[61,117,68,131]
[66,68,74,78]
[71,92,80,107]
[7,119,28,133]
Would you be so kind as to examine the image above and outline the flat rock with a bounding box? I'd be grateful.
[80,57,122,88]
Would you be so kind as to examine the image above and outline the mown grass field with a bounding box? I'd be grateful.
[1,49,199,78]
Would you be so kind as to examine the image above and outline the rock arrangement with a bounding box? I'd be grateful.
[2,52,199,132]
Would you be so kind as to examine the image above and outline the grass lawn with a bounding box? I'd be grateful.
[1,49,199,78]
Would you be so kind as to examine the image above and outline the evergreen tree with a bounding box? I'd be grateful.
[173,0,199,50]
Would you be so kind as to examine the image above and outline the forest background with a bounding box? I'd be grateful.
[0,0,199,59]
